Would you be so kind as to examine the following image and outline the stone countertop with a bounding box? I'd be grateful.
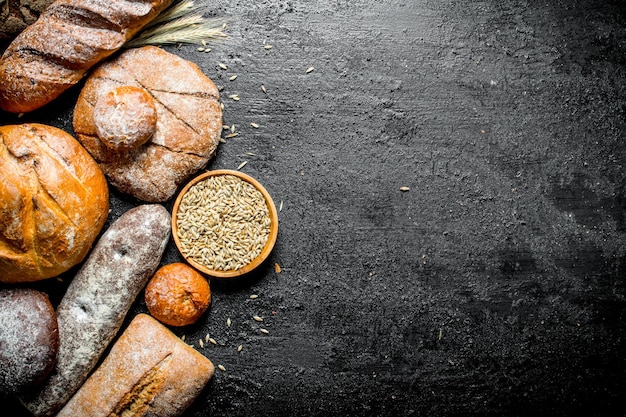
[2,0,626,416]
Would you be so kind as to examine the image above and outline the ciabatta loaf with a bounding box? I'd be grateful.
[56,314,215,417]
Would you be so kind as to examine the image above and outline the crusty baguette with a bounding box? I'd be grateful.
[19,204,171,417]
[56,314,215,417]
[0,0,173,113]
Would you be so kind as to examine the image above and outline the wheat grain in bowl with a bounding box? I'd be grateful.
[172,170,278,278]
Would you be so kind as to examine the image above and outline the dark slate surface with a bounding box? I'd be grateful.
[2,0,626,416]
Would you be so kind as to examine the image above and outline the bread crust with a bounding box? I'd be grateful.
[73,46,223,202]
[0,123,109,283]
[19,204,171,417]
[0,288,59,395]
[56,314,215,417]
[0,0,54,40]
[0,0,173,113]
[145,263,211,326]
[93,85,157,151]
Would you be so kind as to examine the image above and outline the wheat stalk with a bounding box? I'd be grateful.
[126,0,227,48]
[144,0,199,28]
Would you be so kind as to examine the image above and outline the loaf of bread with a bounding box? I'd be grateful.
[19,204,171,417]
[0,289,59,396]
[56,313,215,417]
[73,45,223,202]
[0,123,109,283]
[0,0,173,113]
[0,0,54,39]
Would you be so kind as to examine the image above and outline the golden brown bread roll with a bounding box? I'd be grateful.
[145,263,211,326]
[0,0,173,113]
[56,313,215,417]
[73,45,223,202]
[0,123,109,283]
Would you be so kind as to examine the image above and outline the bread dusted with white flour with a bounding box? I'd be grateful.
[73,45,223,202]
[0,0,54,39]
[0,0,173,113]
[0,289,59,396]
[19,204,171,417]
[57,314,215,417]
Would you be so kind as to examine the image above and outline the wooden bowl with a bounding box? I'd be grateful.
[172,169,279,278]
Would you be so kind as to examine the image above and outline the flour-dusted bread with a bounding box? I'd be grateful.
[0,123,109,283]
[56,313,215,417]
[0,0,54,39]
[19,204,171,417]
[0,0,173,113]
[73,45,223,202]
[0,289,59,395]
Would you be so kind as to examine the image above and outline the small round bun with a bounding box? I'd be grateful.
[93,86,157,152]
[145,263,211,327]
[0,288,59,395]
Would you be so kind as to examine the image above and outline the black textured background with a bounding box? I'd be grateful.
[2,0,626,416]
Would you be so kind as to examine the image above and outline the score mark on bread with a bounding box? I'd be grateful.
[110,354,171,417]
[56,314,215,417]
[0,123,109,283]
[73,45,223,202]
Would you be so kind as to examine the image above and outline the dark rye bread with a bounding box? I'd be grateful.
[0,0,173,113]
[0,0,54,39]
[19,204,171,417]
[0,289,59,396]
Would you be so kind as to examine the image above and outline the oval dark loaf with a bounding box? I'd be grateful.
[19,204,171,417]
[0,289,59,396]
[0,0,54,40]
[0,0,173,113]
